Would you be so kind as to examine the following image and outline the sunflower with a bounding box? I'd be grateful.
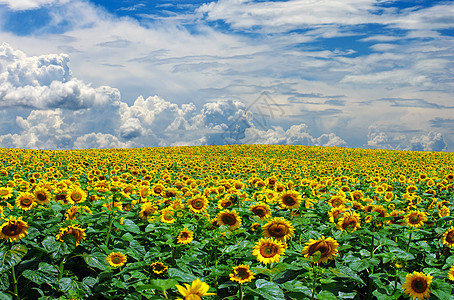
[328,206,346,223]
[139,202,158,220]
[151,184,165,196]
[262,217,294,241]
[252,238,286,265]
[441,227,454,248]
[106,252,127,268]
[448,266,454,281]
[15,192,36,211]
[336,210,361,232]
[65,205,80,220]
[229,264,255,284]
[388,210,407,226]
[328,195,345,208]
[187,195,209,214]
[160,208,176,224]
[175,278,215,300]
[177,228,194,244]
[402,271,432,300]
[0,187,14,200]
[33,187,51,205]
[0,216,29,242]
[150,261,168,274]
[278,191,301,209]
[249,203,271,220]
[216,210,241,230]
[438,205,450,218]
[66,186,87,204]
[302,236,339,264]
[55,225,86,246]
[405,210,427,228]
[217,195,234,209]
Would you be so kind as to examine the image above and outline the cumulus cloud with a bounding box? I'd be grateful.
[0,43,120,109]
[242,123,347,147]
[365,125,447,151]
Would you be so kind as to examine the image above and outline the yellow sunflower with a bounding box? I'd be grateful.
[160,208,176,224]
[278,191,302,209]
[0,187,14,200]
[0,216,29,242]
[139,202,158,220]
[187,195,209,214]
[262,217,294,241]
[336,210,361,232]
[328,206,346,223]
[216,210,242,230]
[249,203,271,220]
[66,186,87,204]
[438,205,450,218]
[402,271,432,300]
[328,195,345,208]
[177,228,194,244]
[448,266,454,281]
[150,261,168,274]
[302,236,339,264]
[33,187,51,205]
[405,210,427,228]
[441,227,454,248]
[106,252,127,268]
[229,264,255,284]
[217,195,235,209]
[388,210,407,226]
[55,225,86,246]
[252,238,286,265]
[175,278,215,300]
[65,205,80,220]
[15,192,36,211]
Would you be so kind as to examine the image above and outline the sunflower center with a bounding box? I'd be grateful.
[260,244,278,258]
[154,264,165,271]
[71,192,82,201]
[446,231,454,243]
[411,278,428,293]
[180,232,189,239]
[409,215,420,224]
[37,192,47,201]
[2,223,19,236]
[236,268,248,279]
[268,224,288,238]
[283,196,296,206]
[112,256,122,264]
[308,241,329,256]
[21,197,32,206]
[0,190,8,196]
[222,214,236,225]
[192,200,203,209]
[253,207,266,217]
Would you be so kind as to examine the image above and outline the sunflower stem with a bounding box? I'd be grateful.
[367,234,375,300]
[105,211,115,247]
[406,230,412,252]
[239,283,243,300]
[310,263,317,300]
[58,258,66,280]
[10,265,20,300]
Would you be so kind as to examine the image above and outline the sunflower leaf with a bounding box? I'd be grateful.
[0,292,13,300]
[168,268,197,282]
[246,279,285,300]
[0,244,28,272]
[84,252,109,270]
[136,279,178,292]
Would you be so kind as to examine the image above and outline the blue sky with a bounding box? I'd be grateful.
[0,0,453,150]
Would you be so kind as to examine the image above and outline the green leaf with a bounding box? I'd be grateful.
[317,290,337,300]
[168,268,197,282]
[84,252,109,270]
[119,219,141,234]
[431,281,454,299]
[245,279,285,300]
[0,244,28,272]
[0,272,9,291]
[22,262,59,286]
[136,279,178,292]
[0,292,13,300]
[59,277,79,293]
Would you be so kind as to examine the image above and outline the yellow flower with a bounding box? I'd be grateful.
[262,217,294,241]
[106,252,127,268]
[229,264,255,284]
[405,210,427,228]
[278,190,301,209]
[187,195,209,214]
[16,192,36,211]
[441,227,454,248]
[55,225,86,246]
[177,228,194,244]
[448,266,454,281]
[138,202,158,220]
[33,187,51,205]
[0,216,29,242]
[150,261,168,274]
[252,237,285,265]
[402,271,432,300]
[160,208,176,224]
[336,210,361,232]
[302,236,339,264]
[249,203,271,220]
[175,278,215,300]
[66,186,87,204]
[216,210,241,230]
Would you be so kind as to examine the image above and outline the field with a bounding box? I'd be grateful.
[1,145,454,300]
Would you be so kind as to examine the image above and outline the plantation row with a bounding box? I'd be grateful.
[0,145,454,299]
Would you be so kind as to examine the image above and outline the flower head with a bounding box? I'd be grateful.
[177,228,194,244]
[150,261,168,274]
[302,236,339,264]
[216,210,241,230]
[441,227,454,248]
[175,278,215,300]
[262,217,294,241]
[252,237,285,265]
[402,271,432,300]
[0,216,29,242]
[55,225,86,246]
[229,264,255,284]
[106,252,127,268]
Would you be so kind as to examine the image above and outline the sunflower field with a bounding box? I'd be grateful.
[1,145,454,300]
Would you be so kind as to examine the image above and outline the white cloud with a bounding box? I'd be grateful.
[0,0,68,10]
[0,43,120,109]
